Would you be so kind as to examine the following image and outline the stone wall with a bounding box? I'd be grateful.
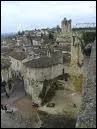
[23,64,63,82]
[24,79,43,103]
[69,35,84,91]
[23,64,63,103]
[1,67,12,82]
[61,18,71,35]
[9,57,23,74]
[76,41,96,128]
[56,18,72,46]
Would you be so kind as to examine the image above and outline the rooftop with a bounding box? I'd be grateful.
[1,47,14,55]
[54,44,71,52]
[1,47,9,53]
[23,56,61,68]
[1,58,11,69]
[9,51,27,61]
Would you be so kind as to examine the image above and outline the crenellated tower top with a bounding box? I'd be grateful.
[61,18,72,35]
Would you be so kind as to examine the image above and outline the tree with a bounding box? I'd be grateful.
[56,25,61,32]
[17,31,21,35]
[82,31,96,45]
[79,31,96,56]
[21,31,24,35]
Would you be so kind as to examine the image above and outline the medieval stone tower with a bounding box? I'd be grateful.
[61,18,72,35]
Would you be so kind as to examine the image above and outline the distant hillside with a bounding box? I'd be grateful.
[1,32,16,38]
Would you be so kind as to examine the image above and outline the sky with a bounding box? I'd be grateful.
[1,1,96,33]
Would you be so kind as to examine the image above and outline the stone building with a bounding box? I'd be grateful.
[56,18,72,46]
[61,18,71,35]
[32,37,43,46]
[1,40,7,47]
[7,45,65,103]
[55,17,84,92]
[1,57,12,83]
[9,50,27,78]
[23,56,63,81]
[53,41,71,73]
[16,37,24,46]
[22,56,63,103]
[1,46,9,55]
[1,56,15,95]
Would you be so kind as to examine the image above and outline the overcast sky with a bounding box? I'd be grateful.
[1,1,96,33]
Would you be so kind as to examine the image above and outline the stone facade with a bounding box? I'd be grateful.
[22,57,63,103]
[8,51,64,103]
[61,18,71,35]
[69,34,84,91]
[24,79,43,103]
[1,67,12,83]
[33,40,41,46]
[23,63,63,82]
[1,57,12,82]
[56,18,72,46]
[76,41,96,128]
[9,56,24,76]
[9,50,27,78]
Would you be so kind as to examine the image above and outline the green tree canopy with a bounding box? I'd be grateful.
[82,31,96,45]
[56,25,61,32]
[79,31,96,56]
